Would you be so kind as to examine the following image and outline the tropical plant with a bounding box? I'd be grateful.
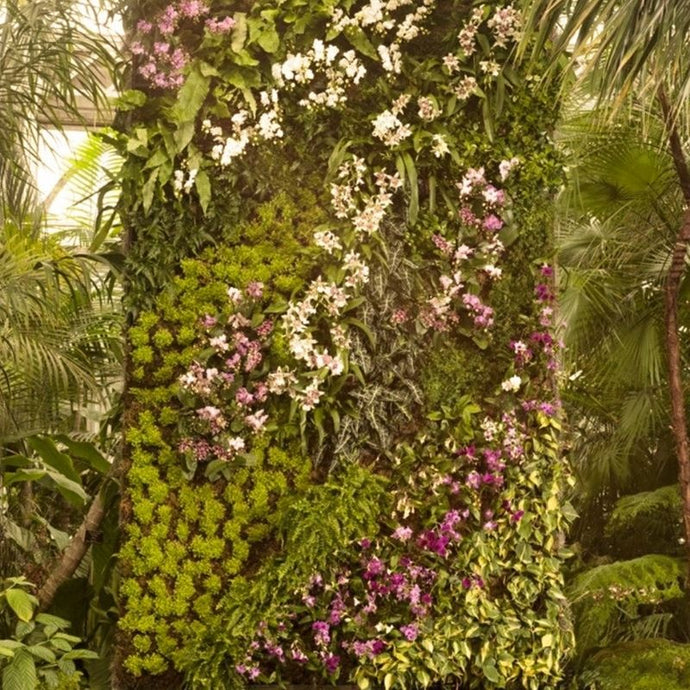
[0,3,123,685]
[522,0,690,578]
[0,232,122,444]
[555,109,684,507]
[114,0,573,687]
[0,0,116,229]
[0,577,98,690]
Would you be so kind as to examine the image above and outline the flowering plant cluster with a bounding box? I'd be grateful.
[418,165,515,338]
[176,282,272,479]
[119,0,571,686]
[226,300,569,687]
[131,0,235,89]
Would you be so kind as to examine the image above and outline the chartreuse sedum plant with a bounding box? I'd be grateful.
[116,0,571,687]
[0,577,97,689]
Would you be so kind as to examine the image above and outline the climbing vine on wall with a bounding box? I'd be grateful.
[116,0,573,688]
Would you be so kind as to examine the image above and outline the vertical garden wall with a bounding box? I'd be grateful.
[115,1,572,688]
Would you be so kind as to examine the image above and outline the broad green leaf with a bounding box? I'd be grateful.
[231,13,248,52]
[15,620,35,640]
[51,638,73,652]
[0,640,22,651]
[174,120,196,153]
[4,520,37,553]
[142,148,170,171]
[258,27,280,53]
[195,169,211,214]
[142,167,159,214]
[62,649,99,660]
[53,436,110,475]
[126,127,148,156]
[115,89,146,111]
[170,66,210,125]
[416,669,432,686]
[5,589,36,622]
[27,436,79,483]
[36,517,70,550]
[4,469,46,485]
[57,658,76,675]
[0,454,31,468]
[45,471,88,507]
[2,649,37,690]
[27,644,56,663]
[35,614,70,629]
[344,26,378,59]
[482,662,500,684]
[198,60,219,77]
[249,17,280,53]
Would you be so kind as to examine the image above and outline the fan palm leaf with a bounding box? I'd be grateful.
[558,114,684,502]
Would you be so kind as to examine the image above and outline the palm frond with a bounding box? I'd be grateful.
[0,0,118,230]
[520,0,690,132]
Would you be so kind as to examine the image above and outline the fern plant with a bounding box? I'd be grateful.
[604,485,683,558]
[568,554,685,661]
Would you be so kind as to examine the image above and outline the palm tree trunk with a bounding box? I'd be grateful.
[665,208,690,566]
[658,87,690,573]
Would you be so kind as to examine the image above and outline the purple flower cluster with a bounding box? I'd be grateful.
[130,1,235,90]
[177,282,273,468]
[421,167,508,333]
[237,528,449,681]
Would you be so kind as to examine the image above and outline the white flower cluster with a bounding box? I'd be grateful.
[457,5,484,56]
[487,4,522,48]
[202,94,283,169]
[313,229,343,254]
[479,59,501,77]
[417,96,440,121]
[377,43,402,73]
[172,167,198,196]
[431,134,450,158]
[275,161,401,410]
[499,156,520,181]
[332,0,414,34]
[271,39,367,110]
[454,75,478,101]
[331,0,435,74]
[372,109,412,147]
[440,3,524,98]
[501,375,522,392]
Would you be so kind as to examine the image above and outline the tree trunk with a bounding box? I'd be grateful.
[658,87,690,575]
[36,490,106,609]
[665,207,690,571]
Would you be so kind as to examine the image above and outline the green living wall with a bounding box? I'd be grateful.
[115,0,572,688]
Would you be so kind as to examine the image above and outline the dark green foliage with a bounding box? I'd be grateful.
[605,486,683,559]
[577,639,690,690]
[183,463,388,688]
